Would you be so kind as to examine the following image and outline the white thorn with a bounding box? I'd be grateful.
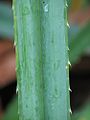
[67,22,70,28]
[44,4,48,12]
[16,87,18,94]
[14,41,16,46]
[66,2,68,7]
[69,88,72,92]
[69,108,72,114]
[12,5,14,10]
[68,61,71,66]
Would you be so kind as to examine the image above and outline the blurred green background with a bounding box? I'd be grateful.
[0,0,90,120]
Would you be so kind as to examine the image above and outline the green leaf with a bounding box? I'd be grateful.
[13,0,70,120]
